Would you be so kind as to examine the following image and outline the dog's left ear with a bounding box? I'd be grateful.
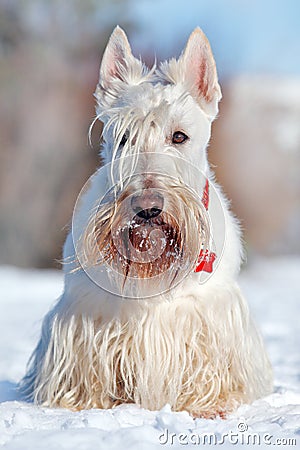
[181,28,222,119]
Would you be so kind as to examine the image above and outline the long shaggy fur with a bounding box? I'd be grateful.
[21,283,271,417]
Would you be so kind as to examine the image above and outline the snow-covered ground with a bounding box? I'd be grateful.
[0,257,299,449]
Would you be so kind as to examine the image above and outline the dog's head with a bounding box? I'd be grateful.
[77,27,222,297]
[95,26,221,173]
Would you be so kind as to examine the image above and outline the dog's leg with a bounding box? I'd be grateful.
[20,299,108,410]
[175,283,273,418]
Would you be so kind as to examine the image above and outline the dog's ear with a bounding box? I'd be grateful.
[95,26,144,107]
[100,26,133,86]
[181,28,222,119]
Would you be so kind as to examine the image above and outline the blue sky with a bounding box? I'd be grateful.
[123,0,300,78]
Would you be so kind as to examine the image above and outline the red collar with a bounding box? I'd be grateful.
[194,179,216,273]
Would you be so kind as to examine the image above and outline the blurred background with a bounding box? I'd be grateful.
[0,0,299,269]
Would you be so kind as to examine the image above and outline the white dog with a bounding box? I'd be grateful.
[21,26,273,417]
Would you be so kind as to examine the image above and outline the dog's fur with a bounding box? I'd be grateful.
[20,27,273,417]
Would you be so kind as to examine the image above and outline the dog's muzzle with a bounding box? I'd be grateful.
[72,153,226,298]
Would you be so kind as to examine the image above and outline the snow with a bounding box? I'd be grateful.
[0,257,299,449]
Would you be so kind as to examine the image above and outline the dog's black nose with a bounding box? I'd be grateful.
[131,192,164,220]
[136,207,162,220]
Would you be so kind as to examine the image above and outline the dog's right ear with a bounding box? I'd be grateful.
[100,26,133,86]
[95,26,144,107]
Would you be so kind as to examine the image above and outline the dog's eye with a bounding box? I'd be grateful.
[172,131,189,144]
[120,131,129,147]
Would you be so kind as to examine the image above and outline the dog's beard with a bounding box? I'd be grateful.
[105,212,183,279]
[78,186,209,297]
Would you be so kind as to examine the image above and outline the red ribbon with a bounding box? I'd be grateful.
[194,179,216,273]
